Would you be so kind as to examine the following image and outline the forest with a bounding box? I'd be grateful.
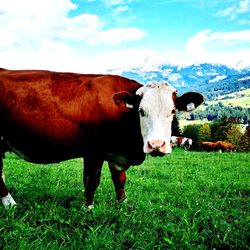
[186,102,250,124]
[191,75,250,101]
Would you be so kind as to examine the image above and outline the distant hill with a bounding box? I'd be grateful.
[208,89,250,108]
[111,63,250,101]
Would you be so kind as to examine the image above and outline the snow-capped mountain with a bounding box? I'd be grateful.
[119,63,239,86]
[113,63,250,99]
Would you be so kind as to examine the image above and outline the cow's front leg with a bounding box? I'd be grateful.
[83,156,104,209]
[108,163,127,202]
[0,157,17,209]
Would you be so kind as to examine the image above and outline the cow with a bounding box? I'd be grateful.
[201,141,236,152]
[0,69,203,209]
[201,141,219,152]
[216,141,236,152]
[171,136,193,150]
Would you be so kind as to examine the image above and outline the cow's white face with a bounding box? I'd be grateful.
[113,82,203,158]
[136,84,176,156]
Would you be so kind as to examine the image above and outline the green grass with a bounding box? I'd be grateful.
[209,97,250,108]
[1,150,249,249]
[209,89,250,108]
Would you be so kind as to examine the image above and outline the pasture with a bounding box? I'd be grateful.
[0,150,249,249]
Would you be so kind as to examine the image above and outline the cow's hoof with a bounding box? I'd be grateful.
[84,202,94,211]
[86,204,94,210]
[117,197,127,204]
[1,193,17,209]
[122,198,128,203]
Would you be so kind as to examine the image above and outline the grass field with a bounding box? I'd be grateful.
[0,150,249,249]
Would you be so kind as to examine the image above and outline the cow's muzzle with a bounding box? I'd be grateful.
[147,140,171,156]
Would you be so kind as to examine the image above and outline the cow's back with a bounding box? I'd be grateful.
[0,69,143,165]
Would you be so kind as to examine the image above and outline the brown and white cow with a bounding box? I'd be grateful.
[171,136,193,150]
[0,69,203,209]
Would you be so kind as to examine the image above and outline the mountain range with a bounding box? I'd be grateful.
[112,63,250,100]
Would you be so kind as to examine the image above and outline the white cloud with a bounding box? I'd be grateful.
[239,19,250,24]
[0,0,146,72]
[61,14,104,41]
[186,30,210,57]
[102,0,124,5]
[238,0,250,13]
[102,0,136,25]
[88,27,146,45]
[97,48,153,68]
[113,5,129,15]
[216,6,236,20]
[186,29,250,53]
[0,0,249,73]
[101,0,136,6]
[185,29,250,68]
[58,30,250,70]
[216,0,250,20]
[0,0,77,45]
[0,0,143,46]
[0,0,76,26]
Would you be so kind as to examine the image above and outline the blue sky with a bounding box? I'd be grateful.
[0,0,249,72]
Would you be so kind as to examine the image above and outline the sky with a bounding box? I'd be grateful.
[0,0,250,73]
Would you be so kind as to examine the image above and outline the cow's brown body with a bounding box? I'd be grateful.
[0,69,145,206]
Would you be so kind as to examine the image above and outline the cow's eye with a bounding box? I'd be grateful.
[139,108,145,117]
[171,109,176,115]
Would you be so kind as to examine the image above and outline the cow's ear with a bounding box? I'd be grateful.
[113,91,134,110]
[175,92,203,112]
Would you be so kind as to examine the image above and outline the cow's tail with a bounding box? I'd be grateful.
[0,136,11,159]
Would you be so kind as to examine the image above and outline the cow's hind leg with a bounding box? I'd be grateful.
[83,156,104,209]
[0,157,17,209]
[108,164,127,203]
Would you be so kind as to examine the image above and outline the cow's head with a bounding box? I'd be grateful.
[136,83,203,156]
[113,83,203,157]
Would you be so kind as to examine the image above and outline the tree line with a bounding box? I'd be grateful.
[172,116,250,152]
[193,76,250,101]
[186,102,250,124]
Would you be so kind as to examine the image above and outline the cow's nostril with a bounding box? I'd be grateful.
[148,141,153,149]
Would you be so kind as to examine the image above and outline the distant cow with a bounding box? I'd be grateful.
[0,69,203,209]
[171,136,193,150]
[216,141,236,152]
[201,141,236,152]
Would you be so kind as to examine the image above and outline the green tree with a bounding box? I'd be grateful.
[226,124,243,147]
[238,126,250,152]
[213,117,232,141]
[171,116,181,136]
[210,120,220,141]
[214,117,229,141]
[198,123,212,146]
